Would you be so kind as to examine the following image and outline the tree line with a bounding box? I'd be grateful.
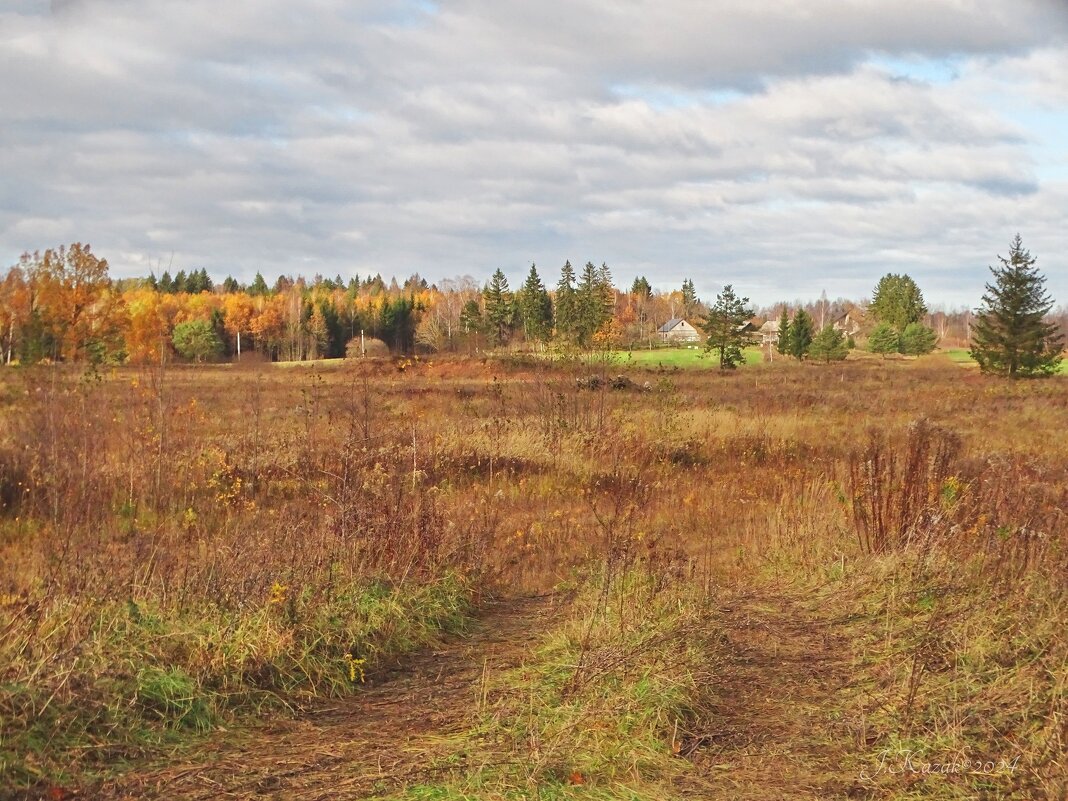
[0,237,1062,376]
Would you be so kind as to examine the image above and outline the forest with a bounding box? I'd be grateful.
[5,243,1055,367]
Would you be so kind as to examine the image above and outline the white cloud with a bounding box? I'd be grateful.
[1,0,1066,305]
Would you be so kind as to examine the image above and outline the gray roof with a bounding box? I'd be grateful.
[658,318,687,333]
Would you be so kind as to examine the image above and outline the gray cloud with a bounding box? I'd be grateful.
[1,0,1067,305]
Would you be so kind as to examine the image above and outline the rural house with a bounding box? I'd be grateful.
[832,307,866,336]
[657,318,701,343]
[757,319,780,347]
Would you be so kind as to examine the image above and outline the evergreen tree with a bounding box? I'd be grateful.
[554,261,578,343]
[483,268,513,346]
[971,235,1063,378]
[900,322,938,355]
[809,324,848,363]
[146,272,158,291]
[460,299,483,336]
[173,270,188,293]
[597,263,615,326]
[870,273,928,332]
[249,272,269,296]
[158,271,174,293]
[631,276,652,298]
[681,278,698,314]
[775,308,791,356]
[701,284,754,370]
[575,261,601,345]
[222,276,241,293]
[519,263,553,343]
[787,308,814,361]
[867,323,900,358]
[172,320,222,362]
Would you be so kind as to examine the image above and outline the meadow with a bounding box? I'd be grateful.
[0,353,1065,800]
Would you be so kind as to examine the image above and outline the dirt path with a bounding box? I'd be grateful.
[91,594,563,801]
[74,587,872,801]
[683,588,867,800]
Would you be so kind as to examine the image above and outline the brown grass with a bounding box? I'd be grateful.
[0,353,1065,797]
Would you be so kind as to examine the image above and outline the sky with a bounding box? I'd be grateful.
[1,0,1067,307]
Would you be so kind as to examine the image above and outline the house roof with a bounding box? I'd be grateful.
[758,320,780,334]
[658,318,689,333]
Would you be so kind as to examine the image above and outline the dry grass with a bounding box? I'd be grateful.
[0,354,1065,798]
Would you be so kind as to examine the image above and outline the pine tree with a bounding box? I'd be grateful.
[554,261,578,343]
[809,324,848,363]
[701,284,754,370]
[775,308,791,356]
[158,271,174,293]
[971,235,1063,378]
[788,309,814,361]
[483,269,513,346]
[222,276,240,293]
[868,323,900,358]
[519,263,553,344]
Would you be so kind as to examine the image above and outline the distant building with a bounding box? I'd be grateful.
[757,319,780,347]
[657,318,701,343]
[832,307,866,336]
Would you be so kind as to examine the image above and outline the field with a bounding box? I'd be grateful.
[607,345,764,369]
[1,356,1066,800]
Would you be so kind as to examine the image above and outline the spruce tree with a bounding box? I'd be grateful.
[681,278,698,315]
[775,308,791,357]
[249,272,269,296]
[900,322,937,355]
[870,273,928,332]
[483,269,513,346]
[971,235,1063,378]
[519,263,553,343]
[788,308,814,361]
[631,276,652,298]
[554,261,578,343]
[809,324,848,363]
[701,285,754,370]
[868,323,900,358]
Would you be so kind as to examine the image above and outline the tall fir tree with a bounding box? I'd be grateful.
[553,261,578,343]
[681,279,698,315]
[573,261,601,345]
[788,308,814,361]
[971,235,1063,378]
[631,276,652,298]
[701,284,754,369]
[249,272,269,296]
[483,268,514,346]
[519,263,553,343]
[775,307,791,356]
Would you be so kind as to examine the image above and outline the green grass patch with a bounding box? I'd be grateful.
[942,348,1068,374]
[590,346,763,370]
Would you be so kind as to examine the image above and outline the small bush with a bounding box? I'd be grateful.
[346,336,391,358]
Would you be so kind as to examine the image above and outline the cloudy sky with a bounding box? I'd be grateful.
[2,0,1066,306]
